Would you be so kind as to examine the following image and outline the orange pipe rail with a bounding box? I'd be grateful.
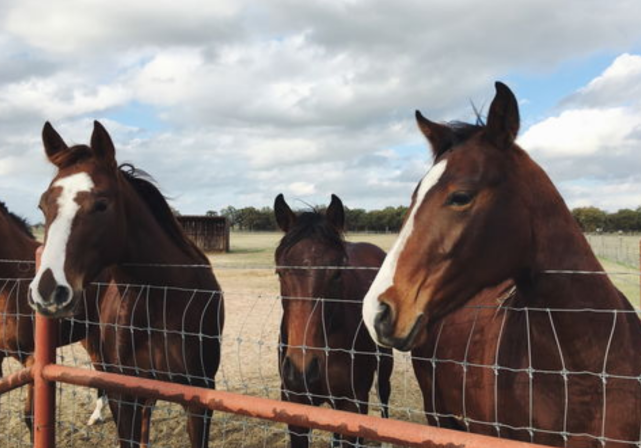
[43,364,552,448]
[34,247,57,448]
[0,367,33,394]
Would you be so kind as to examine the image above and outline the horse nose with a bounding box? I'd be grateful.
[374,301,394,341]
[52,285,72,306]
[283,356,322,392]
[29,267,75,316]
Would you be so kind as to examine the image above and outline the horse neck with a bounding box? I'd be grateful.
[515,154,620,307]
[511,156,641,370]
[113,180,209,288]
[0,216,38,279]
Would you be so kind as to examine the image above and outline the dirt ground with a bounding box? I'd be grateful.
[0,232,638,447]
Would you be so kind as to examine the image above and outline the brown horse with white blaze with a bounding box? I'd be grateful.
[363,82,641,447]
[29,121,224,448]
[275,194,393,448]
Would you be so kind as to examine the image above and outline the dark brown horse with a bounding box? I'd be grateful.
[0,202,100,433]
[0,201,39,432]
[275,194,393,448]
[29,121,225,448]
[363,82,641,448]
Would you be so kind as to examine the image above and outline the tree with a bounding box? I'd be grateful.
[607,209,641,232]
[219,206,239,228]
[571,207,607,232]
[345,208,367,231]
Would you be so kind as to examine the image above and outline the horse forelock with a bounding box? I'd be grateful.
[275,212,345,262]
[49,145,93,169]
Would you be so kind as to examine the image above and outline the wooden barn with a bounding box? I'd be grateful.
[176,215,230,253]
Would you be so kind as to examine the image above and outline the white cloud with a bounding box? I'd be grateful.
[563,53,641,108]
[4,0,241,53]
[520,107,640,158]
[287,182,316,196]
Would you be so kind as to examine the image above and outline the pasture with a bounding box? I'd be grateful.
[0,231,639,447]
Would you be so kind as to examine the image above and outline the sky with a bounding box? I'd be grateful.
[1,0,641,223]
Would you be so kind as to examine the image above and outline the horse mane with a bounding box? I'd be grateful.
[118,164,209,264]
[276,211,345,260]
[0,201,34,239]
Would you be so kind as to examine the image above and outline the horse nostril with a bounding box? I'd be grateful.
[374,302,394,338]
[283,356,296,384]
[305,357,321,386]
[52,285,72,306]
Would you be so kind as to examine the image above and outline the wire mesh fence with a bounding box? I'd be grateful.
[0,271,35,448]
[0,235,640,447]
[585,233,640,270]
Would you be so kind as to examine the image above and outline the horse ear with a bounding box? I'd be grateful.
[90,121,117,170]
[274,194,296,232]
[486,81,520,149]
[42,122,69,166]
[326,194,345,231]
[415,111,453,159]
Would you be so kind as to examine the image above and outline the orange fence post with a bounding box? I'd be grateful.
[33,247,57,448]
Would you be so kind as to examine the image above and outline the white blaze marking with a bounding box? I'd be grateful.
[29,172,94,309]
[363,159,447,342]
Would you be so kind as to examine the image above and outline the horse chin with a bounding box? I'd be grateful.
[30,291,83,319]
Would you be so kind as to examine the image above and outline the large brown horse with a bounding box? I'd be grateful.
[275,194,394,448]
[29,121,225,448]
[363,82,641,448]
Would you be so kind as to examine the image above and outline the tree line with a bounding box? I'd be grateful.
[571,206,641,232]
[207,205,409,232]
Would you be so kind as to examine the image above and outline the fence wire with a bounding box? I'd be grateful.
[0,239,640,447]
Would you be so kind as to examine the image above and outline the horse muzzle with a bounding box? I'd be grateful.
[282,355,322,394]
[372,302,424,352]
[28,269,80,318]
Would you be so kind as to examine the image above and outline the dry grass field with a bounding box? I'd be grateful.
[0,232,638,447]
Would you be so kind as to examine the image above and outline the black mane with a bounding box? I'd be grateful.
[119,164,208,263]
[434,121,484,159]
[276,211,345,260]
[0,201,33,239]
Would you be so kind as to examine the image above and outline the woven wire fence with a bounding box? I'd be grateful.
[0,245,640,447]
[0,274,35,448]
[585,233,640,270]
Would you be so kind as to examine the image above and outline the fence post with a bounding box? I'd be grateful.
[33,247,57,448]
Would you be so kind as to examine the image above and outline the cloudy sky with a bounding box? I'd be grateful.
[1,0,641,222]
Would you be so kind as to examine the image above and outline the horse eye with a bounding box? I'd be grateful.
[446,191,475,207]
[93,199,109,213]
